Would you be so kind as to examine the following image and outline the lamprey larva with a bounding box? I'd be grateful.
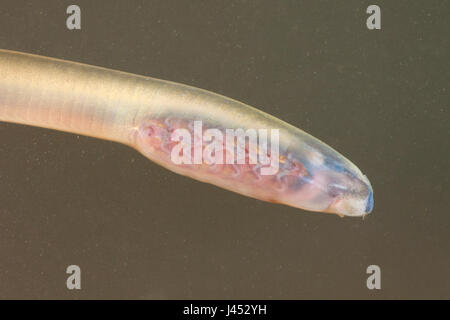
[0,49,373,217]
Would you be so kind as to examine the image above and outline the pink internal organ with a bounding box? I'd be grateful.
[142,118,308,191]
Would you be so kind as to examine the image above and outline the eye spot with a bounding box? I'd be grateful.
[328,182,348,198]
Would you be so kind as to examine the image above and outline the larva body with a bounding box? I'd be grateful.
[0,49,373,216]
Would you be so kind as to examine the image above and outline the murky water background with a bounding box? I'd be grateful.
[0,0,448,299]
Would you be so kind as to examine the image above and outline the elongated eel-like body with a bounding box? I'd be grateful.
[0,49,373,216]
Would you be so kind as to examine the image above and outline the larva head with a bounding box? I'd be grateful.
[322,168,373,217]
[133,116,374,217]
[282,148,374,217]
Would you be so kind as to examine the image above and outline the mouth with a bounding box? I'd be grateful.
[325,180,374,217]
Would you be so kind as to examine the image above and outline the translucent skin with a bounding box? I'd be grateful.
[0,49,373,216]
[132,94,374,217]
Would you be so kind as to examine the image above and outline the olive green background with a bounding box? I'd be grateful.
[0,0,448,299]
